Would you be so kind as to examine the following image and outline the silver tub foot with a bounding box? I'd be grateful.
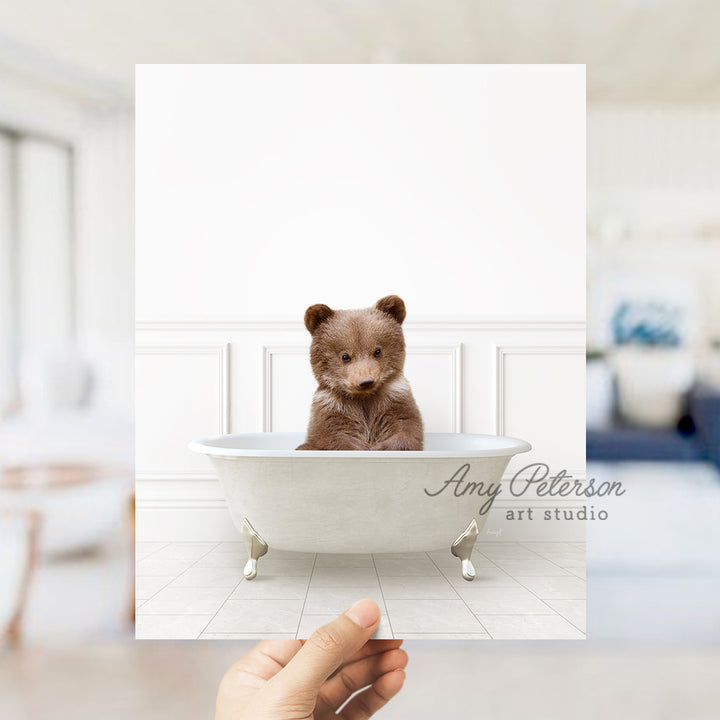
[451,519,479,581]
[241,518,268,580]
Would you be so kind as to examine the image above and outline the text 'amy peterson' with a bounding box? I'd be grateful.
[423,463,625,515]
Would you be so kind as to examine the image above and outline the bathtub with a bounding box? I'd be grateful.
[189,432,531,581]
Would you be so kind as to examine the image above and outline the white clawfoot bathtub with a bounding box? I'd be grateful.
[189,432,531,581]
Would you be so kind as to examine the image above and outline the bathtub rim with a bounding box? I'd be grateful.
[188,431,531,459]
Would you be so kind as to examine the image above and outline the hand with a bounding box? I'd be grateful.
[215,599,407,719]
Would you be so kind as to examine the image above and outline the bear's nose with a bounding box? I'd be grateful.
[358,377,375,389]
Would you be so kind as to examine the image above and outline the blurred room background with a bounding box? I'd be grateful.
[1,1,719,718]
[0,10,134,648]
[586,105,720,641]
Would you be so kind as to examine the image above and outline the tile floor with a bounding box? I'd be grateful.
[136,541,586,640]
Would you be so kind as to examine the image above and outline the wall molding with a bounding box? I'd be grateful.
[136,498,228,510]
[136,343,230,480]
[136,343,230,434]
[137,317,585,332]
[261,345,311,432]
[495,344,586,478]
[135,472,218,482]
[261,343,464,433]
[407,344,464,432]
[494,345,585,436]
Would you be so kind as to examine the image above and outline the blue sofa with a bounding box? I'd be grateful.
[587,383,720,467]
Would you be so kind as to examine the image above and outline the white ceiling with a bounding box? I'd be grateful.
[0,0,719,105]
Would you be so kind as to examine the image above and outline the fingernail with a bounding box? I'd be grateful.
[344,599,380,628]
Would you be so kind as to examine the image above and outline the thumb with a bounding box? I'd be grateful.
[269,599,380,697]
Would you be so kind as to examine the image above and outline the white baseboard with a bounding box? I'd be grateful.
[135,502,586,543]
[135,506,239,542]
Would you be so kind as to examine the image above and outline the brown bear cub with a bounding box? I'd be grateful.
[297,295,424,451]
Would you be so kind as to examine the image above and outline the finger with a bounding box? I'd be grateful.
[268,599,380,697]
[330,639,404,675]
[318,647,408,711]
[225,640,303,686]
[339,669,406,720]
[216,640,303,720]
[253,639,304,669]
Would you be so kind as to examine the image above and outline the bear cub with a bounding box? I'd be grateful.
[297,295,424,451]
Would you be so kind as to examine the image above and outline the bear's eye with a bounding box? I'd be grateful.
[374,348,382,357]
[341,353,351,363]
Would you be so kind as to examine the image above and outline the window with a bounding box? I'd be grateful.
[0,128,74,415]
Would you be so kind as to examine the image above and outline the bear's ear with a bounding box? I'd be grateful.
[304,304,335,334]
[375,295,407,325]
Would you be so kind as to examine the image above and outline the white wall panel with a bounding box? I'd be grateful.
[403,345,463,433]
[136,345,229,478]
[262,346,313,432]
[496,346,586,478]
[261,343,464,434]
